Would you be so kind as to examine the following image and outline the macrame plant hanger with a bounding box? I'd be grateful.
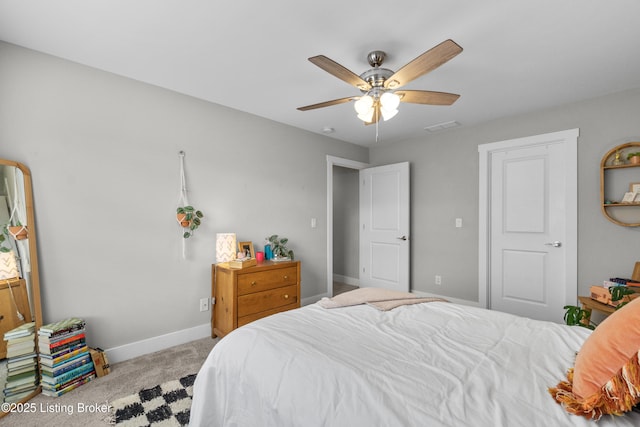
[177,151,190,259]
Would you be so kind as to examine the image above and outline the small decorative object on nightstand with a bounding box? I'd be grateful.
[211,260,301,338]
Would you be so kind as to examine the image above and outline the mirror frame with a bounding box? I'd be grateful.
[0,158,42,412]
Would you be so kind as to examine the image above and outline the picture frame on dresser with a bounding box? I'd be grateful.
[238,241,255,258]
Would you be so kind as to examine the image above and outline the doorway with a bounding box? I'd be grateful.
[478,129,578,322]
[326,156,411,298]
[327,156,368,297]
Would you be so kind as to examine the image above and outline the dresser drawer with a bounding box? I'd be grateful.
[237,266,298,295]
[237,284,298,317]
[237,302,298,328]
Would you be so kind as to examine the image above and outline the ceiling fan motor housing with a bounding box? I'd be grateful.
[359,50,394,91]
[359,67,394,92]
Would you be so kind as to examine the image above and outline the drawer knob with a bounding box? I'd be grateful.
[283,275,288,279]
[284,294,289,299]
[251,281,257,286]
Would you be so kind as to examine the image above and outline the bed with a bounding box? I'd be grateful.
[190,291,640,426]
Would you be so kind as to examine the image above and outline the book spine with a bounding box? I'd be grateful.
[603,280,621,288]
[45,374,95,397]
[48,332,86,348]
[42,354,92,377]
[609,277,634,285]
[43,370,95,392]
[40,338,86,356]
[42,363,95,385]
[39,323,86,337]
[40,346,88,366]
[39,329,86,345]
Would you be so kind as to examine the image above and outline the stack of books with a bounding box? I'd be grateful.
[2,322,38,403]
[38,317,96,397]
[608,277,640,287]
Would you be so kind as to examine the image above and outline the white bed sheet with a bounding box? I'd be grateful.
[190,301,640,427]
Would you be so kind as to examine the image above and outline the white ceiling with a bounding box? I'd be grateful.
[2,1,640,147]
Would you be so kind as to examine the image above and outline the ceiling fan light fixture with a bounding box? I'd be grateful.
[354,95,374,115]
[380,92,400,110]
[357,108,374,122]
[379,91,400,121]
[380,107,398,121]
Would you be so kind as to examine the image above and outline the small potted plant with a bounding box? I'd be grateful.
[7,223,28,240]
[563,286,636,329]
[266,234,294,261]
[176,206,204,238]
[627,152,640,165]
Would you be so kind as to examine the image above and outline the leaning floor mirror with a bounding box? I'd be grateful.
[0,158,42,413]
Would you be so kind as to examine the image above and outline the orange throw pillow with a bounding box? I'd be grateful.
[549,297,640,420]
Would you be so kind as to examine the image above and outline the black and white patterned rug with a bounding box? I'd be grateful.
[111,373,197,426]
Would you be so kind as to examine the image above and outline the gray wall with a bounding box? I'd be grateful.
[2,39,639,352]
[0,42,368,350]
[370,88,640,302]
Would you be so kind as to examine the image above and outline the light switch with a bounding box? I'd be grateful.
[455,218,462,228]
[311,218,317,228]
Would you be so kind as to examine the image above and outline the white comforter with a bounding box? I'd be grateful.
[190,301,640,427]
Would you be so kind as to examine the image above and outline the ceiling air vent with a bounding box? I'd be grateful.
[423,120,460,132]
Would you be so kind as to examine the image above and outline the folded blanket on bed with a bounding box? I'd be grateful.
[318,287,448,311]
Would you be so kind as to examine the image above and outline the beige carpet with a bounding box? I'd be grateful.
[1,337,218,427]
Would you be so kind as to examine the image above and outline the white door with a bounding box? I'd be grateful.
[359,162,410,292]
[479,129,578,323]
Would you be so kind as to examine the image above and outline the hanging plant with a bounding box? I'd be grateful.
[8,224,28,240]
[176,206,203,238]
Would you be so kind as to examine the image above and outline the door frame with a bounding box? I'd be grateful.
[478,128,579,310]
[326,155,369,298]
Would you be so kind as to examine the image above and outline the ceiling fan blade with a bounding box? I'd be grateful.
[396,90,460,105]
[297,96,356,111]
[308,55,371,90]
[384,39,462,89]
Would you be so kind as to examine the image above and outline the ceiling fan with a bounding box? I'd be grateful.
[297,39,463,125]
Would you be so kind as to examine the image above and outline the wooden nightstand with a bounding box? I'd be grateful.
[578,295,616,326]
[212,260,300,338]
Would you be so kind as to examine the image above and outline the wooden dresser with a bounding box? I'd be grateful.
[0,278,33,359]
[212,260,300,338]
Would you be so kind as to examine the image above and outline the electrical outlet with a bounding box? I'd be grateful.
[199,297,210,312]
[435,275,442,285]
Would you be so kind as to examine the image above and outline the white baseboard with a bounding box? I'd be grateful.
[333,274,359,287]
[105,323,211,364]
[411,289,481,307]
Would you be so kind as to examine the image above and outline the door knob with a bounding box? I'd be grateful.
[544,241,562,247]
[397,236,407,241]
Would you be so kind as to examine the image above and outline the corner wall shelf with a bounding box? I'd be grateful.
[600,142,640,227]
